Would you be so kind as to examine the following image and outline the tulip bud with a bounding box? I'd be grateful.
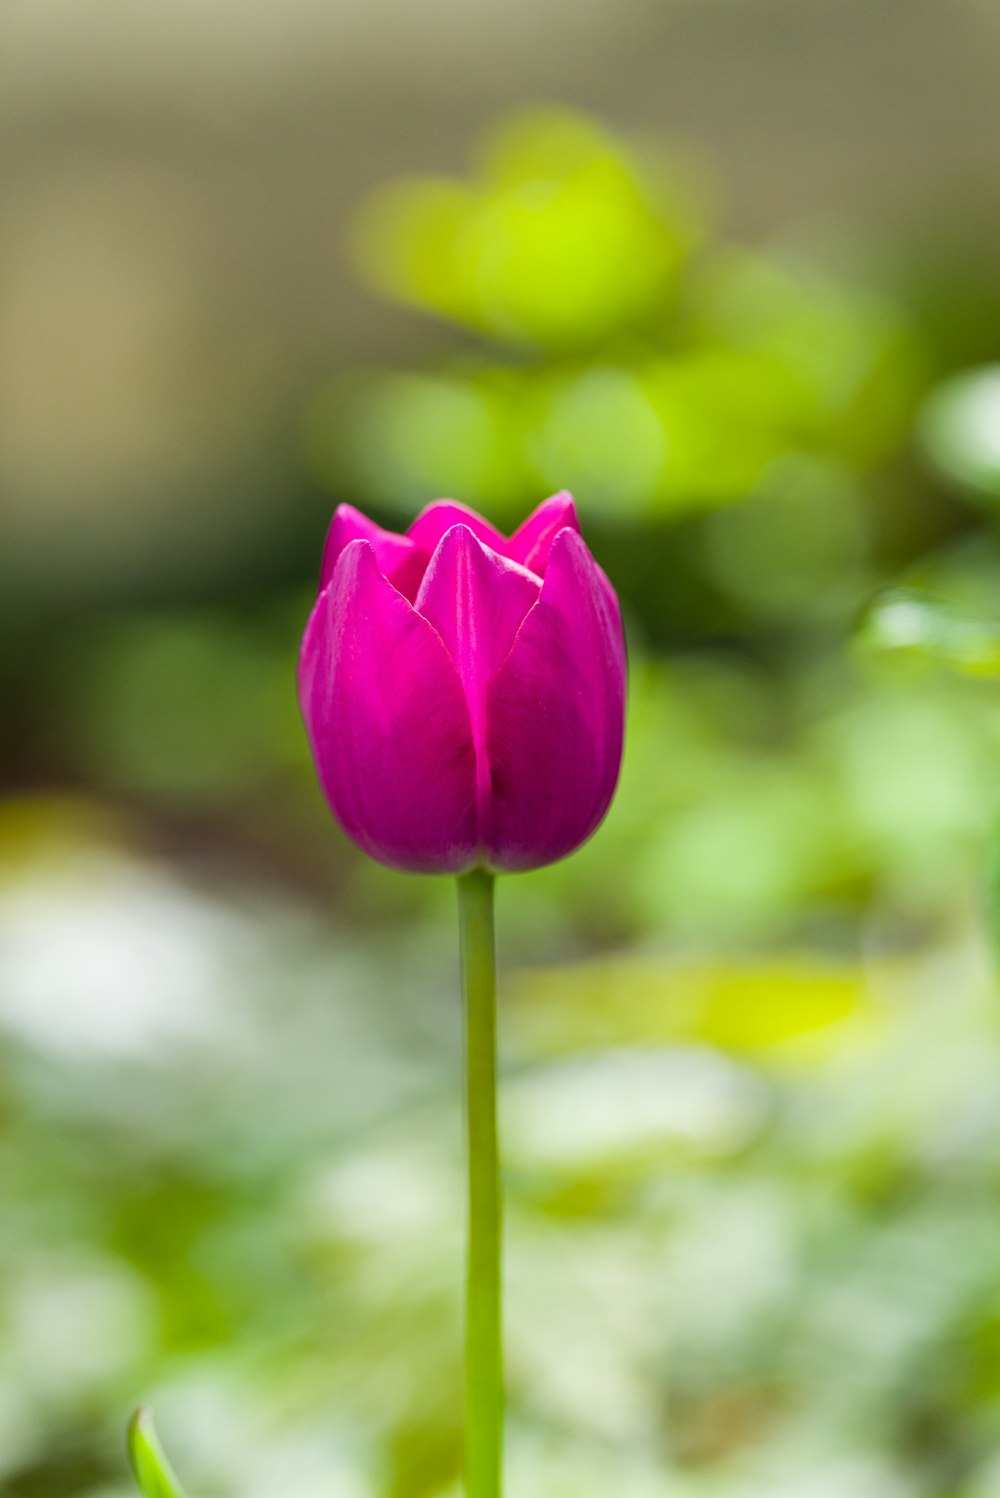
[299,493,626,874]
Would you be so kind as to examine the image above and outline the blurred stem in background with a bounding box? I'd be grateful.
[457,868,503,1498]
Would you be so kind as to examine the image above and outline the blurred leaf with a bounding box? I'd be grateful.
[509,954,885,1064]
[128,1408,189,1498]
[985,818,1000,965]
[698,249,924,466]
[526,365,666,514]
[861,590,1000,677]
[351,107,704,349]
[0,793,126,879]
[646,348,810,507]
[919,363,1000,501]
[703,454,871,624]
[311,109,927,535]
[66,607,308,803]
[303,367,528,519]
[313,250,922,525]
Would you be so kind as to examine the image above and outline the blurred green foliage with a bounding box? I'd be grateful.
[304,110,923,528]
[351,111,699,350]
[919,365,1000,505]
[6,104,1000,1498]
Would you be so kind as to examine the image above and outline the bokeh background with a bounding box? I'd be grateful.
[5,3,1000,1495]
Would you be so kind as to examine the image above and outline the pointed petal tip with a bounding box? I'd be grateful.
[409,496,471,527]
[320,507,420,594]
[543,520,612,587]
[535,516,592,589]
[316,529,377,598]
[543,488,579,515]
[424,518,480,551]
[415,520,543,602]
[414,518,541,696]
[332,499,365,522]
[509,491,583,574]
[407,499,507,555]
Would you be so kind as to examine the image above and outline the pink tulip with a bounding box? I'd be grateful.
[299,493,626,874]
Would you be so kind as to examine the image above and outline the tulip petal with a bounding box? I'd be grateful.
[300,540,478,872]
[507,491,580,576]
[415,526,541,707]
[485,528,626,871]
[320,504,426,599]
[408,500,507,557]
[415,525,540,843]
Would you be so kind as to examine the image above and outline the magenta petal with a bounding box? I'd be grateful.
[320,504,425,599]
[408,500,507,558]
[415,526,541,707]
[415,526,540,843]
[507,491,581,576]
[484,528,626,872]
[299,540,478,873]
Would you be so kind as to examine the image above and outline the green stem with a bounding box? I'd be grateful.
[457,867,502,1498]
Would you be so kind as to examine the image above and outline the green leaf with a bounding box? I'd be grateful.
[919,363,1000,502]
[509,953,884,1067]
[861,589,1000,677]
[128,1408,190,1498]
[350,106,703,349]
